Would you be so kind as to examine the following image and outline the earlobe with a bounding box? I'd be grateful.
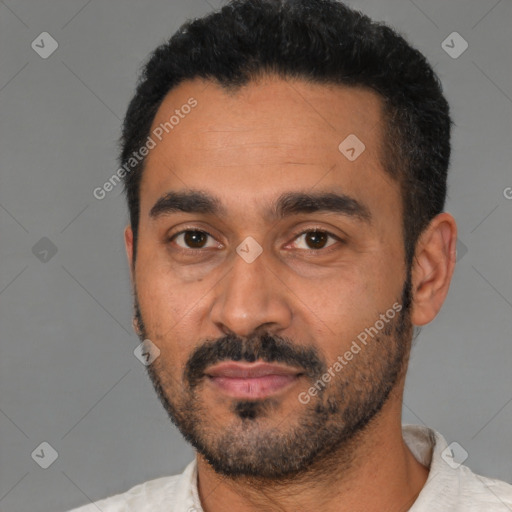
[410,213,457,326]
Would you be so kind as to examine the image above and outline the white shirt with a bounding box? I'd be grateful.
[67,424,512,511]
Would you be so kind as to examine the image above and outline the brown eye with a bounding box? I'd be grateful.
[171,230,217,250]
[291,230,339,251]
[183,231,208,248]
[304,231,329,249]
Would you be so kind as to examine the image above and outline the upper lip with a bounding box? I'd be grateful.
[205,361,303,379]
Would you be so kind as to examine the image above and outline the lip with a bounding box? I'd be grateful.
[205,361,304,399]
[206,361,303,379]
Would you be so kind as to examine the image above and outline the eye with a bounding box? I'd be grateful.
[168,228,342,252]
[289,229,341,251]
[169,230,220,250]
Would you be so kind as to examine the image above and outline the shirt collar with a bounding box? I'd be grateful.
[180,424,450,512]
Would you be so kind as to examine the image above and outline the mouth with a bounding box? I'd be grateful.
[205,361,304,399]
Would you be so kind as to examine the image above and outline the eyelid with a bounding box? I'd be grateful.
[167,225,345,252]
[285,227,344,251]
[167,227,222,250]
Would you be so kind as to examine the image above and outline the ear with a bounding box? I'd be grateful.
[124,225,135,282]
[410,212,457,326]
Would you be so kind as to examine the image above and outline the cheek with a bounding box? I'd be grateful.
[293,261,401,353]
[135,263,209,363]
[135,252,189,318]
[135,235,218,313]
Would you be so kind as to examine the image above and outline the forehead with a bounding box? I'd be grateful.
[139,76,398,223]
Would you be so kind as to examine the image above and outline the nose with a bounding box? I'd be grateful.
[209,245,293,339]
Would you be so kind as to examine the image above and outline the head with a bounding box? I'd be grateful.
[122,0,457,479]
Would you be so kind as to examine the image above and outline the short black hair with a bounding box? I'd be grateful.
[120,0,452,265]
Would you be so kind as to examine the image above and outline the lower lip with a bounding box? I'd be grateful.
[208,375,298,399]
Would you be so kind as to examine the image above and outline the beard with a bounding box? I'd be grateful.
[132,270,413,481]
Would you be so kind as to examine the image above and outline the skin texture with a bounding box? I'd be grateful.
[124,75,457,512]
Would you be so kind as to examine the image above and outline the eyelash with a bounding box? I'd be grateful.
[167,227,344,254]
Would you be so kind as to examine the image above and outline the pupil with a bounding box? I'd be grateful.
[182,231,327,249]
[185,231,206,248]
[306,231,327,249]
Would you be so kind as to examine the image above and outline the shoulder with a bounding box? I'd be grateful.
[456,466,512,510]
[403,425,512,511]
[65,461,196,512]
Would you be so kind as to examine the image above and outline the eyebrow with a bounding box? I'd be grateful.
[149,189,372,224]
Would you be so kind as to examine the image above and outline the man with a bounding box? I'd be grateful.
[69,0,512,510]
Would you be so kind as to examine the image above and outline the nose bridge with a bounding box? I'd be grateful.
[210,244,292,337]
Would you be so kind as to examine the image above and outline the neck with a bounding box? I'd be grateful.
[195,388,429,512]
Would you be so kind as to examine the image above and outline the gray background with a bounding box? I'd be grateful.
[0,0,511,510]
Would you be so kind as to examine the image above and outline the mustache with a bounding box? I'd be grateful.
[184,332,327,388]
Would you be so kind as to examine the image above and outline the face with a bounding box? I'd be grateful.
[125,76,413,478]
